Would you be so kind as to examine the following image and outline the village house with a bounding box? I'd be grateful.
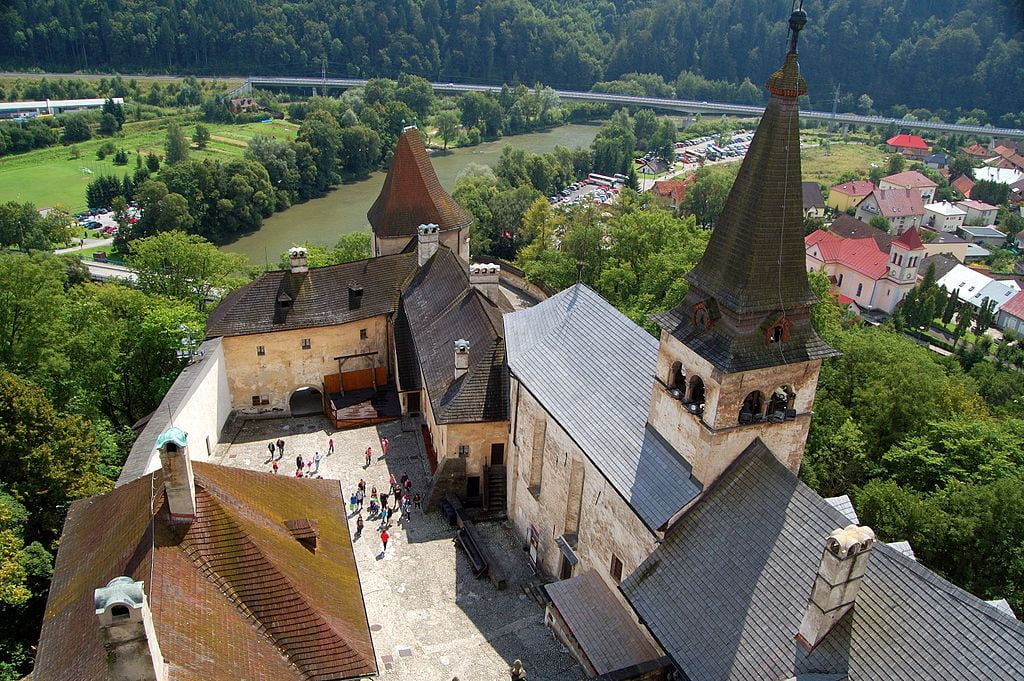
[923,152,949,169]
[826,179,874,212]
[805,215,924,313]
[921,229,970,262]
[854,186,925,233]
[801,181,825,218]
[951,173,975,198]
[957,198,1000,225]
[962,142,994,160]
[924,200,967,231]
[885,133,929,159]
[228,97,261,114]
[879,169,938,203]
[992,144,1024,172]
[651,176,692,214]
[996,290,1024,334]
[958,223,1007,248]
[933,258,1021,313]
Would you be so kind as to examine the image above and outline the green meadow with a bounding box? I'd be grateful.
[0,117,299,211]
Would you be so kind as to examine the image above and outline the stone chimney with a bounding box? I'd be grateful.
[797,525,875,650]
[157,427,196,523]
[289,246,309,274]
[95,577,167,681]
[469,263,501,302]
[417,223,440,266]
[454,339,470,380]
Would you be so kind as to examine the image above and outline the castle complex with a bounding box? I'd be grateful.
[31,9,1024,681]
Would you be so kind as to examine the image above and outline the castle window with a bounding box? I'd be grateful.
[610,554,624,583]
[301,338,311,349]
[252,395,269,406]
[458,445,470,458]
[739,391,764,424]
[257,345,265,356]
[359,328,368,340]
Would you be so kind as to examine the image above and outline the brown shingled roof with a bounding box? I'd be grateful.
[367,127,473,238]
[35,463,375,681]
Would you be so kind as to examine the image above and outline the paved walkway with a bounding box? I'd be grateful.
[54,236,114,254]
[211,416,585,681]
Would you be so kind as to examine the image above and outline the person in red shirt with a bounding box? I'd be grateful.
[381,436,390,456]
[364,446,372,467]
[380,529,390,553]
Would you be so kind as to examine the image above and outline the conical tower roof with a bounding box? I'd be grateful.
[367,127,473,238]
[653,8,838,373]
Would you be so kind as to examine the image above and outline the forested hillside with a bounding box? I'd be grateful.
[1,0,1022,120]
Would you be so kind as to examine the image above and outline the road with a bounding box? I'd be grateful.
[5,70,1022,139]
[54,236,113,254]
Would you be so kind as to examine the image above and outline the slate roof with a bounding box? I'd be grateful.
[504,284,701,531]
[367,127,473,238]
[35,462,375,681]
[823,495,858,523]
[827,214,892,250]
[620,440,1024,681]
[206,253,417,337]
[802,181,825,210]
[544,569,659,675]
[398,247,508,423]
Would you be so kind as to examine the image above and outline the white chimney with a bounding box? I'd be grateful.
[157,427,196,523]
[95,577,168,681]
[469,262,501,302]
[418,223,440,266]
[797,525,875,650]
[454,338,470,379]
[288,246,308,274]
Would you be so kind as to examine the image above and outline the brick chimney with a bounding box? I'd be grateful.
[95,577,167,681]
[157,427,196,523]
[454,339,470,380]
[469,263,501,302]
[289,246,309,274]
[417,223,440,266]
[797,525,875,650]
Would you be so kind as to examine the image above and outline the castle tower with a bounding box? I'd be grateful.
[648,7,838,486]
[367,127,472,261]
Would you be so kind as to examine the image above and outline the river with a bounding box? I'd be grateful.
[224,123,601,264]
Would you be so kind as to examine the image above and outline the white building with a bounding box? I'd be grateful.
[937,264,1021,312]
[956,199,999,226]
[0,97,124,119]
[924,201,967,232]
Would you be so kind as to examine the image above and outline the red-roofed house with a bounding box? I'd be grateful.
[855,187,926,234]
[806,223,925,313]
[957,199,999,225]
[996,290,1024,334]
[827,180,875,212]
[652,176,694,213]
[962,143,993,160]
[886,134,929,159]
[993,145,1024,173]
[951,174,975,198]
[880,170,938,203]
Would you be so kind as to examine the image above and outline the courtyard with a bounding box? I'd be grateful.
[210,415,585,681]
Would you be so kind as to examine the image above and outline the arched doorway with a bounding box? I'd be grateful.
[289,386,323,417]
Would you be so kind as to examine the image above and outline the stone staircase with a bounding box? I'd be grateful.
[481,465,507,520]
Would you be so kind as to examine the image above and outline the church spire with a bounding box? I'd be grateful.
[653,6,836,374]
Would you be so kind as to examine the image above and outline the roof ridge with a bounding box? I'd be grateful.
[178,483,371,679]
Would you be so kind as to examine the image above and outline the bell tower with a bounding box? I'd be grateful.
[647,6,838,486]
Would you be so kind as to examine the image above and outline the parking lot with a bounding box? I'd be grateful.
[675,129,754,163]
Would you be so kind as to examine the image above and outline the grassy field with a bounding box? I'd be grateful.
[0,118,299,211]
[800,142,886,187]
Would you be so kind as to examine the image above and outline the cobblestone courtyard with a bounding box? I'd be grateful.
[211,416,585,681]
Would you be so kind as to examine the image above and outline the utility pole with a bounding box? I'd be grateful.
[830,84,840,131]
[322,58,328,97]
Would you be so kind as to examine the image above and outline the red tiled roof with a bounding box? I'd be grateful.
[958,199,997,212]
[829,180,875,197]
[368,127,473,238]
[962,143,991,158]
[806,229,889,279]
[1001,290,1024,320]
[951,174,975,197]
[881,170,938,189]
[34,463,376,681]
[652,176,694,204]
[893,226,924,250]
[886,134,929,150]
[871,187,926,218]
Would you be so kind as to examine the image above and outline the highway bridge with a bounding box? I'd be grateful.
[239,76,1024,140]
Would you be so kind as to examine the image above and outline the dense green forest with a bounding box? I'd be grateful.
[1,1,1022,120]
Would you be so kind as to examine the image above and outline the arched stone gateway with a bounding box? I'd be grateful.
[289,386,324,417]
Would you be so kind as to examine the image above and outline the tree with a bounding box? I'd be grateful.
[633,108,658,149]
[146,152,161,172]
[98,113,119,137]
[869,215,892,232]
[650,119,678,163]
[885,153,906,174]
[948,155,975,182]
[857,94,874,115]
[61,115,91,143]
[297,110,343,194]
[435,111,460,150]
[942,288,959,324]
[682,165,736,227]
[112,148,128,165]
[971,180,1010,206]
[127,231,248,310]
[953,305,974,348]
[164,120,189,165]
[0,254,67,375]
[192,124,211,149]
[338,125,382,177]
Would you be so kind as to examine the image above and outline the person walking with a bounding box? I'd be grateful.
[268,441,276,459]
[413,492,421,510]
[358,479,366,494]
[328,438,335,455]
[355,513,364,538]
[370,484,377,500]
[313,451,322,473]
[272,460,279,474]
[355,488,365,509]
[296,453,304,471]
[400,472,409,487]
[277,439,286,458]
[380,490,389,512]
[380,529,390,554]
[380,436,390,457]
[364,446,372,467]
[403,477,412,495]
